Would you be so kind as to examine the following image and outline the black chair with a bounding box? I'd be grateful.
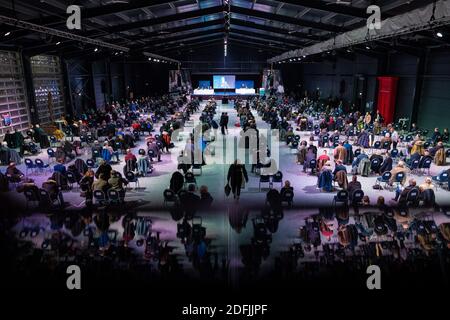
[272,171,283,187]
[446,149,450,158]
[184,172,197,187]
[410,159,420,174]
[24,189,40,209]
[333,190,349,207]
[308,159,317,174]
[125,171,140,188]
[420,158,432,175]
[47,148,56,163]
[390,148,399,158]
[86,158,97,169]
[163,189,177,206]
[354,149,361,158]
[138,149,146,156]
[24,158,36,176]
[148,149,156,161]
[92,149,101,159]
[377,171,392,188]
[370,158,381,173]
[432,171,449,189]
[39,189,60,208]
[382,141,391,149]
[93,190,108,206]
[281,189,294,207]
[107,189,121,204]
[394,172,405,186]
[406,189,420,207]
[259,175,271,191]
[350,189,364,206]
[291,141,299,149]
[66,171,79,190]
[35,158,49,174]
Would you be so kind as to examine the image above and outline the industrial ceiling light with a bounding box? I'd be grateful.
[436,31,443,38]
[94,47,98,52]
[56,41,61,45]
[4,31,11,36]
[365,45,371,50]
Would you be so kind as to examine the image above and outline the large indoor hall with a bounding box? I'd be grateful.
[1,0,450,297]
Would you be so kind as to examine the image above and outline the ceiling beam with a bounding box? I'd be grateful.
[275,0,367,19]
[148,28,225,46]
[230,5,347,33]
[231,28,304,47]
[228,34,292,51]
[106,6,224,34]
[230,18,323,41]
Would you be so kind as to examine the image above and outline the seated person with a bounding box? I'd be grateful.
[379,151,393,173]
[6,162,24,182]
[352,149,368,168]
[393,178,419,206]
[419,177,435,191]
[42,178,64,206]
[53,159,67,175]
[92,173,110,193]
[419,151,433,167]
[317,150,330,171]
[389,161,410,185]
[333,160,347,175]
[280,180,294,196]
[348,175,362,200]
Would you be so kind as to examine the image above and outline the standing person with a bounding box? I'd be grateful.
[227,159,249,200]
[390,127,399,150]
[220,112,228,135]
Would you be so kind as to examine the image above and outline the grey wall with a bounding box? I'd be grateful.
[417,51,450,130]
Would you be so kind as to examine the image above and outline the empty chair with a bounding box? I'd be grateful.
[271,171,283,187]
[92,149,101,159]
[93,190,108,206]
[107,189,121,204]
[382,141,391,149]
[259,175,271,191]
[138,149,146,156]
[86,158,97,169]
[35,158,49,174]
[394,172,406,186]
[24,158,36,176]
[49,136,58,147]
[420,158,432,175]
[370,158,381,174]
[294,135,301,142]
[163,189,177,206]
[291,140,299,149]
[47,148,56,163]
[432,171,449,189]
[24,189,40,209]
[354,149,361,158]
[308,159,317,174]
[333,190,349,207]
[391,149,399,159]
[377,171,392,188]
[39,189,60,208]
[148,149,156,161]
[406,188,420,207]
[373,141,381,149]
[66,171,79,190]
[410,159,420,174]
[350,189,364,206]
[125,171,140,188]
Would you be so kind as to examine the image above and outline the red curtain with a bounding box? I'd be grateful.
[377,76,398,125]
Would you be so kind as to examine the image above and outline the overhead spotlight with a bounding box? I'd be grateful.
[94,48,98,52]
[436,31,443,38]
[365,45,371,50]
[148,57,151,61]
[56,41,61,45]
[346,48,352,53]
[302,55,306,58]
[4,31,11,36]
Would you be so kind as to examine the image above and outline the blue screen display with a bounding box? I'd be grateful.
[236,80,254,89]
[198,80,211,89]
[213,75,236,89]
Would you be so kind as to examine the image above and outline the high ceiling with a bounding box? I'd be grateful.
[0,0,447,61]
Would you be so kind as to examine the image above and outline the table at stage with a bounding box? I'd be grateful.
[236,88,256,95]
[193,88,215,95]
